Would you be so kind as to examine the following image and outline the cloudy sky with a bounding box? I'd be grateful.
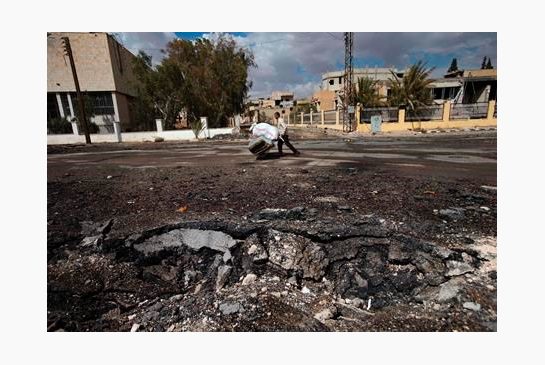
[116,32,497,99]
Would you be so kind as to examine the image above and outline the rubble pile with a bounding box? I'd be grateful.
[47,212,497,331]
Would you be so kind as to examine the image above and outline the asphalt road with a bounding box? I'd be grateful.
[48,131,497,184]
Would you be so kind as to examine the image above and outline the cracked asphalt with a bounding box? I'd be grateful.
[47,129,497,331]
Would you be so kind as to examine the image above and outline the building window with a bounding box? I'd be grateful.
[338,77,342,84]
[448,87,460,99]
[71,92,115,116]
[91,92,115,115]
[47,93,60,120]
[329,79,334,86]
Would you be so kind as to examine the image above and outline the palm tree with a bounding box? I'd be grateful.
[354,77,384,108]
[388,61,435,113]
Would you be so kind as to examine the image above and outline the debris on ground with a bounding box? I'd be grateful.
[47,130,497,332]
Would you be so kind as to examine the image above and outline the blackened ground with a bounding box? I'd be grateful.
[47,129,497,332]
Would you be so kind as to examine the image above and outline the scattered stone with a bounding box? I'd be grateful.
[242,273,257,285]
[301,286,311,294]
[480,185,497,192]
[219,301,244,315]
[127,314,136,320]
[480,206,491,212]
[314,196,341,204]
[258,208,288,220]
[80,235,102,247]
[216,265,232,291]
[351,298,365,309]
[446,260,474,276]
[169,294,183,301]
[437,278,464,302]
[439,208,465,220]
[314,307,336,322]
[298,243,329,280]
[134,228,238,262]
[266,230,305,271]
[130,323,140,332]
[338,205,352,212]
[244,234,268,263]
[106,175,113,179]
[463,302,481,311]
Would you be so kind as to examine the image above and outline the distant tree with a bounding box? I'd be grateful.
[486,58,494,69]
[447,58,459,73]
[481,56,487,69]
[388,60,435,112]
[353,77,383,107]
[132,51,186,130]
[131,35,256,130]
[165,35,256,128]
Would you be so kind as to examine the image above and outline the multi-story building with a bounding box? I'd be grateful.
[430,68,497,104]
[313,66,497,110]
[47,32,139,133]
[313,67,404,111]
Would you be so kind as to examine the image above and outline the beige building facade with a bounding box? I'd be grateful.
[313,67,403,111]
[47,32,139,132]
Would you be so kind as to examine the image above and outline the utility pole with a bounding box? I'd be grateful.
[61,36,91,144]
[343,32,354,133]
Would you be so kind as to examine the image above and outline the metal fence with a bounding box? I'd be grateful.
[405,105,443,121]
[287,113,298,125]
[360,107,399,123]
[323,110,337,124]
[303,113,311,124]
[450,102,488,120]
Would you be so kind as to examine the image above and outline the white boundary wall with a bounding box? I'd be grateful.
[47,128,234,145]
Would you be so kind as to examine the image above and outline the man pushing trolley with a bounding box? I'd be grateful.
[248,111,300,158]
